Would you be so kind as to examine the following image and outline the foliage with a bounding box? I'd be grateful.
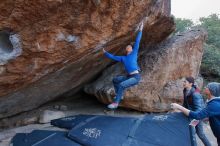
[201,44,220,82]
[199,14,220,48]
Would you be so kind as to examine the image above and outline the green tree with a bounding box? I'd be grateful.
[199,14,220,48]
[201,44,220,82]
[199,14,220,81]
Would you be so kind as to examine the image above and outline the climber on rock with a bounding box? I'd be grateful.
[102,22,144,109]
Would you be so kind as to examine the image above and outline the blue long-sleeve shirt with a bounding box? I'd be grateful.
[104,31,142,74]
[189,97,220,138]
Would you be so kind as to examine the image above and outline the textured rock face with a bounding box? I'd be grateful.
[0,0,174,118]
[84,28,207,112]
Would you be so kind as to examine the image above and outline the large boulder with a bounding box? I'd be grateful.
[84,28,207,112]
[0,0,174,118]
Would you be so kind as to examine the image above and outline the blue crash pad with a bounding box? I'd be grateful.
[11,130,81,146]
[130,113,192,146]
[67,113,193,146]
[68,115,138,146]
[12,113,194,146]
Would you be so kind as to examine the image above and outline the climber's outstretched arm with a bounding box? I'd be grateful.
[103,48,122,62]
[133,22,144,54]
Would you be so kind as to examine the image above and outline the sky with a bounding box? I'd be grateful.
[171,0,220,22]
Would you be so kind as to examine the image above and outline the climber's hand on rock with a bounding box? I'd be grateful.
[139,22,144,31]
[102,48,106,53]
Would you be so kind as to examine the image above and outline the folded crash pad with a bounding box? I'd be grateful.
[51,114,97,129]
